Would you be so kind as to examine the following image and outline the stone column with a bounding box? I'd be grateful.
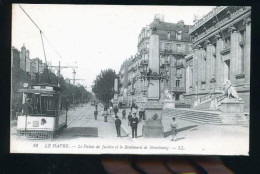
[197,48,202,90]
[193,47,199,93]
[215,35,224,89]
[244,17,251,84]
[143,33,164,138]
[186,65,190,94]
[206,41,213,90]
[200,48,206,87]
[230,27,239,85]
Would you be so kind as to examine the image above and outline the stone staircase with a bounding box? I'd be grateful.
[162,108,249,125]
[194,93,226,110]
[162,108,223,125]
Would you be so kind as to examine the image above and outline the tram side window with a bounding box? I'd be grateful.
[41,97,48,114]
[61,96,67,111]
[47,96,58,111]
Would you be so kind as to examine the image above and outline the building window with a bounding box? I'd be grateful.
[176,80,180,87]
[147,30,151,37]
[160,42,164,51]
[176,30,182,40]
[175,93,180,101]
[176,44,182,52]
[166,43,171,51]
[172,44,176,52]
[167,32,171,40]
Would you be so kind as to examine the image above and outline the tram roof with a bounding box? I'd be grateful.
[30,83,60,88]
[17,88,60,95]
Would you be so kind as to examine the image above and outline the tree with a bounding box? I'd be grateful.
[92,69,118,106]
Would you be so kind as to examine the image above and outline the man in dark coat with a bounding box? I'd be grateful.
[127,112,132,126]
[18,98,33,115]
[113,106,119,117]
[130,112,139,138]
[115,116,122,137]
[138,109,143,122]
[122,109,126,119]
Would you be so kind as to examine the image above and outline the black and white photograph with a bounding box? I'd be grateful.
[10,4,250,155]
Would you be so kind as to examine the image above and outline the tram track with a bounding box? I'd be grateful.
[67,106,90,127]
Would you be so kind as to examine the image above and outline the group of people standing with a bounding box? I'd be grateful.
[95,102,178,141]
[114,103,145,138]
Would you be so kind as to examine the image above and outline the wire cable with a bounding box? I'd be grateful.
[18,4,70,66]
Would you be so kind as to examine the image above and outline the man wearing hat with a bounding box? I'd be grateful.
[130,111,139,138]
[170,117,178,141]
[127,111,132,126]
[18,98,33,116]
[115,116,122,137]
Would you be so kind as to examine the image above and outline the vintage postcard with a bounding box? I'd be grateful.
[11,4,250,155]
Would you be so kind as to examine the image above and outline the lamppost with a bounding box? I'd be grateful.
[138,58,170,86]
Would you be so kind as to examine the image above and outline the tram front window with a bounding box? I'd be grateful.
[23,93,58,116]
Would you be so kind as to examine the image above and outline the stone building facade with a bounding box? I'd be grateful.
[184,6,251,110]
[118,15,192,108]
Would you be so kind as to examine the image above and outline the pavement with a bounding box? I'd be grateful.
[10,104,249,155]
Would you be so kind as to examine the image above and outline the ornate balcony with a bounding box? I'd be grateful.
[175,61,184,68]
[176,73,182,79]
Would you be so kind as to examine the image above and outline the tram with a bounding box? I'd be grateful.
[16,83,68,139]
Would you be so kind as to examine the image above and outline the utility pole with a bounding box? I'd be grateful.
[38,58,40,83]
[73,69,76,85]
[49,62,78,87]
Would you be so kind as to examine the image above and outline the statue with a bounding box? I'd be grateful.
[222,80,242,101]
[164,89,174,100]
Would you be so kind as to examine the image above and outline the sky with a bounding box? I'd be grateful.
[12,4,215,91]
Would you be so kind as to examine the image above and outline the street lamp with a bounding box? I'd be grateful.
[138,58,170,83]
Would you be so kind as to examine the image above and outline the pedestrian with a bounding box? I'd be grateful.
[18,98,33,116]
[109,106,113,114]
[132,107,137,116]
[131,102,135,112]
[113,106,119,117]
[94,110,98,120]
[122,109,126,119]
[115,116,122,137]
[103,110,108,122]
[130,112,139,138]
[170,117,178,141]
[138,109,143,122]
[127,112,132,126]
[143,109,146,120]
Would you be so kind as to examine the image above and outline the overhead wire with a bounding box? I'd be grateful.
[18,4,71,67]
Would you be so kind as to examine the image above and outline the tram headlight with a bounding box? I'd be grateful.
[41,118,47,125]
[23,83,29,88]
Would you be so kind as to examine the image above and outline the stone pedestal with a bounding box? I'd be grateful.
[143,101,164,138]
[163,100,175,109]
[219,98,247,124]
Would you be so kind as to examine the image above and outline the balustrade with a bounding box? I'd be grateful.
[192,7,250,43]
